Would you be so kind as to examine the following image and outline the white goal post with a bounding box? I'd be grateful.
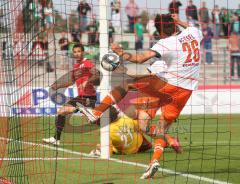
[99,0,110,159]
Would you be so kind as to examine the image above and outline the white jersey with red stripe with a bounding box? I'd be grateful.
[151,26,203,90]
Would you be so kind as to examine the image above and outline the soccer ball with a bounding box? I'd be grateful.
[101,52,120,71]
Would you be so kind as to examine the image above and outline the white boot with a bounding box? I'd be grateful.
[140,160,160,179]
[76,102,99,123]
[42,137,60,146]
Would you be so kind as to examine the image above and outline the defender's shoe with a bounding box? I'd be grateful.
[76,102,99,123]
[170,137,183,154]
[140,160,160,179]
[42,137,60,146]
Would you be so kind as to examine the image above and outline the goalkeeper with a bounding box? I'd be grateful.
[89,105,153,156]
[88,97,182,156]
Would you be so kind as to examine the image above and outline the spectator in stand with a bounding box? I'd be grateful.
[30,0,42,21]
[29,0,42,30]
[199,1,209,24]
[235,4,240,17]
[92,14,99,29]
[202,23,214,64]
[169,0,182,15]
[44,2,54,32]
[229,32,240,80]
[59,31,69,51]
[87,19,98,45]
[109,21,115,44]
[0,9,4,29]
[77,0,91,32]
[185,0,198,21]
[135,17,144,50]
[146,14,156,47]
[231,13,240,35]
[221,8,231,37]
[71,23,81,43]
[111,0,121,33]
[112,12,121,34]
[91,14,100,44]
[212,5,221,38]
[58,31,69,69]
[111,0,121,18]
[125,0,139,33]
[187,16,198,27]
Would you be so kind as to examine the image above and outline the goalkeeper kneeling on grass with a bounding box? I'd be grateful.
[89,105,153,156]
[89,100,182,180]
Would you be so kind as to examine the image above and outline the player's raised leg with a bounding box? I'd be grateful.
[77,79,134,122]
[77,75,167,123]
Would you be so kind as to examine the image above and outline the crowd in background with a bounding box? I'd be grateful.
[26,0,54,32]
[1,0,239,39]
[0,0,239,79]
[75,0,240,78]
[1,0,238,45]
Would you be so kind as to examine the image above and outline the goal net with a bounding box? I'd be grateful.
[0,0,239,183]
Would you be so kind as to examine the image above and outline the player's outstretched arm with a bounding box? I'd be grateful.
[172,14,189,29]
[51,71,74,90]
[111,43,157,64]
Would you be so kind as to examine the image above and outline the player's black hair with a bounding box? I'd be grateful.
[155,14,178,37]
[73,43,85,52]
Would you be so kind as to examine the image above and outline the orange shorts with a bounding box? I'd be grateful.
[131,75,192,123]
[130,96,159,120]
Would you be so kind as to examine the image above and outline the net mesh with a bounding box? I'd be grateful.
[0,0,239,184]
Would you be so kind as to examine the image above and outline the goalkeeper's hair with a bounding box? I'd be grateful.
[109,106,120,122]
[73,43,85,51]
[155,14,179,37]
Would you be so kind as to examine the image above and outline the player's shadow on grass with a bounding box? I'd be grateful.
[64,121,100,134]
[65,124,99,133]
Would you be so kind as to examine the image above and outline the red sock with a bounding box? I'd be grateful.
[151,138,167,163]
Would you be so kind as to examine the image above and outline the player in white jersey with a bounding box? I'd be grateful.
[78,14,203,179]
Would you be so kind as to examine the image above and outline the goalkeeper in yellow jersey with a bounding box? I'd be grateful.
[89,96,182,180]
[89,105,152,156]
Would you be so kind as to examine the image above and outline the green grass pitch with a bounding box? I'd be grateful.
[0,114,239,184]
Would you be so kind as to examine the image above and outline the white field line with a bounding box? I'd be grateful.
[2,157,93,161]
[44,141,240,146]
[173,124,240,127]
[0,137,231,184]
